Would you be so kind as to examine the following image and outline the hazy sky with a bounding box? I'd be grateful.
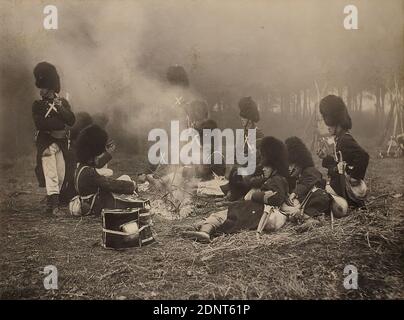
[0,0,402,157]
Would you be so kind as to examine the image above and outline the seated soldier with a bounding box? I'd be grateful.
[74,124,137,215]
[318,95,369,208]
[66,113,114,202]
[284,136,330,218]
[182,136,289,243]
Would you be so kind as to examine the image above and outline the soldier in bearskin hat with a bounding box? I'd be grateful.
[239,96,260,123]
[69,111,115,175]
[182,136,289,243]
[74,124,137,216]
[318,95,369,208]
[192,118,227,179]
[32,62,76,215]
[238,96,264,157]
[221,96,264,201]
[165,65,190,124]
[284,136,330,218]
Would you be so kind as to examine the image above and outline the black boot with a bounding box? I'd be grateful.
[48,194,62,216]
[45,196,53,213]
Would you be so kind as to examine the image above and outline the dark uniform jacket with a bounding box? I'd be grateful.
[322,132,369,197]
[217,171,288,234]
[32,97,75,189]
[75,163,135,215]
[291,166,324,201]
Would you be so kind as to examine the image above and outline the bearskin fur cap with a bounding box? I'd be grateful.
[285,136,314,169]
[260,136,289,178]
[166,65,189,87]
[239,96,260,123]
[199,119,218,130]
[76,124,108,164]
[188,100,209,122]
[33,62,61,93]
[196,119,218,137]
[70,112,94,141]
[93,112,110,129]
[196,119,219,146]
[319,95,352,130]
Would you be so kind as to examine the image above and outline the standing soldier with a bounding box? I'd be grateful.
[221,96,264,201]
[318,95,369,208]
[166,65,192,129]
[238,96,264,161]
[32,62,75,215]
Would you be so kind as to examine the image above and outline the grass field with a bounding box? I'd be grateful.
[0,152,403,299]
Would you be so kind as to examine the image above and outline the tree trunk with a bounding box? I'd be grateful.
[347,86,352,111]
[381,87,386,116]
[375,87,381,117]
[297,92,300,117]
[280,95,284,114]
[337,87,343,98]
[303,89,308,118]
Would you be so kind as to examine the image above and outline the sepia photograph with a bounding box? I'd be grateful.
[0,0,403,305]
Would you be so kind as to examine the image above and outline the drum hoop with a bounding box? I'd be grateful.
[102,225,150,236]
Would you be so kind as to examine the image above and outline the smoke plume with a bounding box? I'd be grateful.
[0,0,403,160]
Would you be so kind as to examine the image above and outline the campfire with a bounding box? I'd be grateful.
[139,165,201,220]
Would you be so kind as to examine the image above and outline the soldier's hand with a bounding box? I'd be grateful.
[137,173,147,184]
[286,193,296,206]
[244,188,259,201]
[317,148,327,159]
[337,161,345,174]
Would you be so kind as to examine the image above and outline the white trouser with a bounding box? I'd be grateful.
[42,143,65,195]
